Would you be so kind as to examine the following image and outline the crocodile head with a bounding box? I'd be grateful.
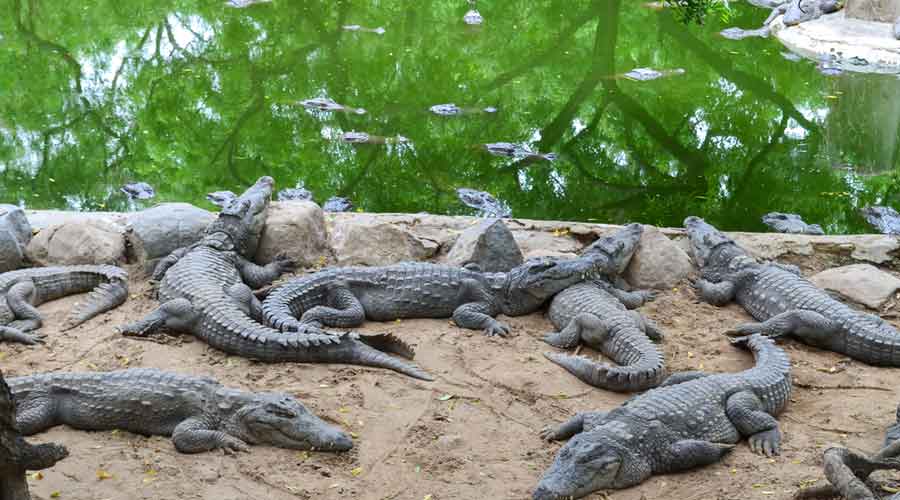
[203,176,274,256]
[533,430,646,499]
[500,255,598,315]
[581,223,643,276]
[684,216,754,276]
[783,0,841,26]
[223,391,353,451]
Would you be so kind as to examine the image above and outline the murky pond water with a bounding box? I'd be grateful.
[2,1,898,232]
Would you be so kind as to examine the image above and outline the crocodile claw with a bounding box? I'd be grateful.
[539,425,559,441]
[484,322,510,337]
[748,428,781,457]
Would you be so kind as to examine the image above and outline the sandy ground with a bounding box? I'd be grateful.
[3,273,900,500]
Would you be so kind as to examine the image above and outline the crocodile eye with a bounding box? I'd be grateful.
[266,404,296,418]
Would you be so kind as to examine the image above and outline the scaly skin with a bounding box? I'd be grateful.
[543,280,665,392]
[535,334,791,499]
[0,265,128,344]
[762,212,824,235]
[120,177,432,381]
[782,0,842,26]
[262,224,645,338]
[686,216,900,366]
[9,369,352,454]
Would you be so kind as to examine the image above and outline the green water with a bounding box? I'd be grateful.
[2,0,899,233]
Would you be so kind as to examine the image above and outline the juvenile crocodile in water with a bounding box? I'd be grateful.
[542,223,666,392]
[534,334,791,499]
[0,265,128,344]
[761,212,824,235]
[687,216,900,366]
[119,176,431,380]
[8,368,352,454]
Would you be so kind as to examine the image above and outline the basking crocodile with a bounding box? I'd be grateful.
[262,255,603,338]
[686,216,900,366]
[8,368,352,454]
[720,0,841,39]
[761,212,824,235]
[1,265,128,344]
[535,334,791,499]
[260,224,639,338]
[120,177,431,380]
[542,223,666,392]
[885,404,900,446]
[862,206,900,235]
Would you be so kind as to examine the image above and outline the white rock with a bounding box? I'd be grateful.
[127,203,215,264]
[27,219,126,266]
[329,218,438,266]
[810,263,900,309]
[624,226,694,289]
[256,201,330,268]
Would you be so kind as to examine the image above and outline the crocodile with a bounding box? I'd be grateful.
[298,97,366,115]
[761,212,824,235]
[119,176,432,381]
[120,182,155,200]
[260,224,641,338]
[686,216,900,366]
[534,333,791,499]
[456,187,512,218]
[895,17,900,40]
[862,206,900,235]
[885,404,900,446]
[483,142,557,162]
[720,0,841,40]
[262,256,603,338]
[0,265,128,345]
[8,368,352,454]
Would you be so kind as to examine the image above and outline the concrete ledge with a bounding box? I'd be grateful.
[773,10,900,73]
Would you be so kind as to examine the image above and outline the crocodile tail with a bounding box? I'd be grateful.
[357,333,416,360]
[348,339,433,381]
[543,352,663,393]
[63,279,129,330]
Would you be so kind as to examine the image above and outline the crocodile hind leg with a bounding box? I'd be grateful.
[171,417,249,454]
[725,309,837,343]
[152,246,191,281]
[658,371,709,387]
[299,282,366,330]
[693,279,737,306]
[226,283,263,322]
[2,281,45,344]
[539,411,609,441]
[543,313,606,348]
[119,298,198,337]
[13,392,57,435]
[453,301,508,337]
[631,311,664,341]
[605,285,656,309]
[726,390,783,457]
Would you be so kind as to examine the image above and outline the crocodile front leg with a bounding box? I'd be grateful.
[171,417,249,454]
[543,313,607,348]
[453,302,507,336]
[539,411,609,441]
[665,440,735,472]
[7,281,43,333]
[726,309,838,344]
[237,254,294,289]
[152,247,191,281]
[226,283,263,322]
[299,282,366,329]
[726,390,783,457]
[119,299,199,337]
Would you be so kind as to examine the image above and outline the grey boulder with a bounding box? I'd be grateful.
[27,219,126,266]
[127,203,215,265]
[256,201,330,269]
[329,216,437,266]
[0,205,31,272]
[810,263,900,310]
[446,218,523,272]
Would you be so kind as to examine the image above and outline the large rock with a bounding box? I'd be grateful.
[256,201,329,268]
[127,203,215,264]
[0,205,31,272]
[330,218,438,266]
[624,225,693,289]
[446,219,523,272]
[26,219,125,266]
[810,263,900,309]
[846,0,900,22]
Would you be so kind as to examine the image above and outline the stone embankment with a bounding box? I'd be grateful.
[15,202,900,309]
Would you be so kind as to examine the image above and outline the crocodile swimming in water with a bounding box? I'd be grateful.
[8,368,352,454]
[119,176,432,380]
[0,265,128,344]
[686,216,900,366]
[534,333,791,499]
[542,224,667,392]
[761,212,824,235]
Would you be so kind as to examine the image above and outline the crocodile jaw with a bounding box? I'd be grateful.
[581,223,643,275]
[534,433,623,499]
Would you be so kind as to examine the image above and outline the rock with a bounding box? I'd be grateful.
[330,218,437,266]
[624,226,694,289]
[0,205,31,272]
[436,434,464,450]
[513,231,581,258]
[846,0,900,22]
[26,219,125,266]
[810,263,900,309]
[256,201,330,268]
[446,219,523,272]
[127,203,215,265]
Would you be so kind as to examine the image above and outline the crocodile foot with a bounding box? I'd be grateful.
[484,321,510,337]
[0,326,46,345]
[748,428,781,457]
